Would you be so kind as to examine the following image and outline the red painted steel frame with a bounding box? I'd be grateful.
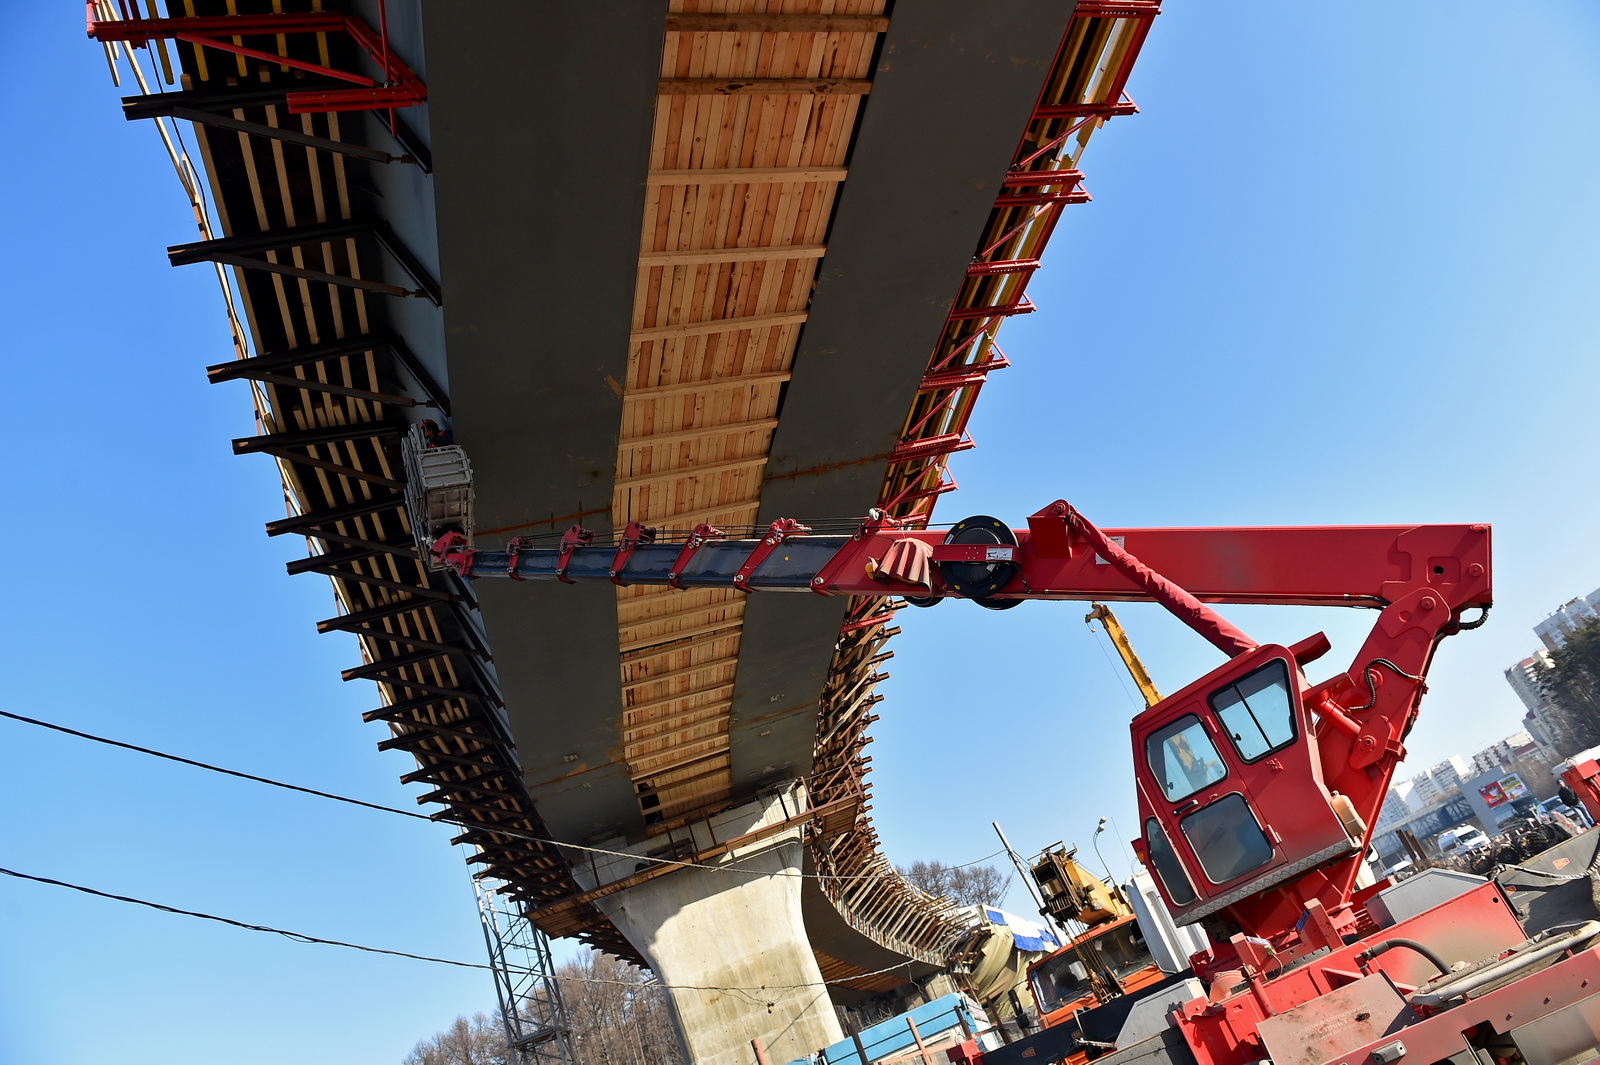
[1174,883,1600,1065]
[804,500,1491,945]
[86,9,426,113]
[809,503,1491,611]
[875,4,1160,529]
[1562,758,1600,824]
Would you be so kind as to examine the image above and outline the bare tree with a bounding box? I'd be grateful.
[897,860,1011,907]
[555,950,685,1065]
[408,952,685,1065]
[404,1012,509,1065]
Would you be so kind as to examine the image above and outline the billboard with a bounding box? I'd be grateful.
[1478,773,1530,808]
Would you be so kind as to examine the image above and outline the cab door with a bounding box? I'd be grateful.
[1132,645,1356,924]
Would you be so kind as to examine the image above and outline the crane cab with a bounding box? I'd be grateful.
[1130,643,1366,937]
[1025,914,1164,1031]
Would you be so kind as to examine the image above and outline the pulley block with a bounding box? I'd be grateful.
[938,515,1019,600]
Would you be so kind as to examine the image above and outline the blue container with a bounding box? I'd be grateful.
[818,994,977,1065]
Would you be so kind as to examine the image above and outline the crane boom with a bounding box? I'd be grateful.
[1087,603,1161,708]
[426,498,1492,967]
[430,501,1489,611]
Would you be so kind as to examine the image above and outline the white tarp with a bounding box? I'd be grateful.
[981,906,1061,953]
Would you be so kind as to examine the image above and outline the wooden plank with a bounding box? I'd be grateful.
[659,78,873,97]
[629,735,731,776]
[624,683,735,719]
[637,244,824,266]
[625,719,730,752]
[619,416,779,449]
[629,498,761,529]
[622,369,791,399]
[663,13,889,34]
[637,760,734,797]
[623,707,733,743]
[619,597,741,631]
[621,659,738,692]
[614,452,769,489]
[620,619,744,655]
[646,166,846,186]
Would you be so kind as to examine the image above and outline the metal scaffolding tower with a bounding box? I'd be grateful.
[475,878,580,1065]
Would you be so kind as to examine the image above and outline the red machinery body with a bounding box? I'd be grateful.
[429,498,1600,1063]
[442,501,1492,956]
[1560,754,1600,826]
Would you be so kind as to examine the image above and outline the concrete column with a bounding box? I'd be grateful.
[589,790,844,1065]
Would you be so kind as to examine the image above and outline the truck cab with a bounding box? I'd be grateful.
[1437,826,1490,858]
[1026,914,1163,1030]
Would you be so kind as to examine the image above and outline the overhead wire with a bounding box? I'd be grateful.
[0,709,1005,884]
[1087,617,1142,713]
[0,865,918,995]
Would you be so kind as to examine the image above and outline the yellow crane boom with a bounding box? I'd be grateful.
[1085,602,1161,708]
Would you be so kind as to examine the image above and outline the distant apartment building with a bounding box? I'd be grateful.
[1412,755,1470,807]
[1468,731,1559,801]
[1506,651,1555,714]
[1376,780,1419,830]
[1505,652,1566,758]
[1471,733,1529,777]
[1535,588,1600,652]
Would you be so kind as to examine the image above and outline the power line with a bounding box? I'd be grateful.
[0,709,1006,882]
[0,865,917,994]
[0,709,430,821]
[0,865,489,971]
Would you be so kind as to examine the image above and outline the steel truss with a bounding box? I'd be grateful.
[475,879,578,1065]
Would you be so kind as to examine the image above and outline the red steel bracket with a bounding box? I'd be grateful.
[839,610,899,634]
[505,536,537,582]
[554,525,594,584]
[733,518,812,591]
[430,530,476,578]
[810,510,902,595]
[86,10,427,114]
[918,354,1011,392]
[609,522,657,586]
[668,523,725,589]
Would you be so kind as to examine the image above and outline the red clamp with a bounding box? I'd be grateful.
[430,530,476,578]
[555,525,594,584]
[505,536,537,581]
[732,518,811,591]
[609,522,657,586]
[810,509,899,596]
[668,523,725,589]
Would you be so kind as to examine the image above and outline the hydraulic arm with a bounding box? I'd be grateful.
[427,500,1491,960]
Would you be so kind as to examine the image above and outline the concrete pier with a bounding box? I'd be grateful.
[590,790,845,1065]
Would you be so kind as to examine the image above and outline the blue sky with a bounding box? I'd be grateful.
[3,5,1597,1065]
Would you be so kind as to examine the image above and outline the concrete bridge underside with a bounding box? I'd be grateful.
[111,1,1155,1060]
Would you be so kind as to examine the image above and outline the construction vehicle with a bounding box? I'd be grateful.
[1557,746,1600,826]
[417,492,1600,1065]
[1023,844,1178,1044]
[944,905,1065,1040]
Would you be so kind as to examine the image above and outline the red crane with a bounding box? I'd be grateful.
[428,502,1600,1065]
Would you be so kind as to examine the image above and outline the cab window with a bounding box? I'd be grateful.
[1030,953,1090,1015]
[1210,660,1296,762]
[1088,921,1156,980]
[1143,819,1197,905]
[1146,715,1227,802]
[1181,793,1274,884]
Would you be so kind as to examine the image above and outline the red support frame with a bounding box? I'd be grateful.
[918,353,1009,392]
[992,189,1091,208]
[875,0,1163,530]
[86,8,426,114]
[945,296,1035,321]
